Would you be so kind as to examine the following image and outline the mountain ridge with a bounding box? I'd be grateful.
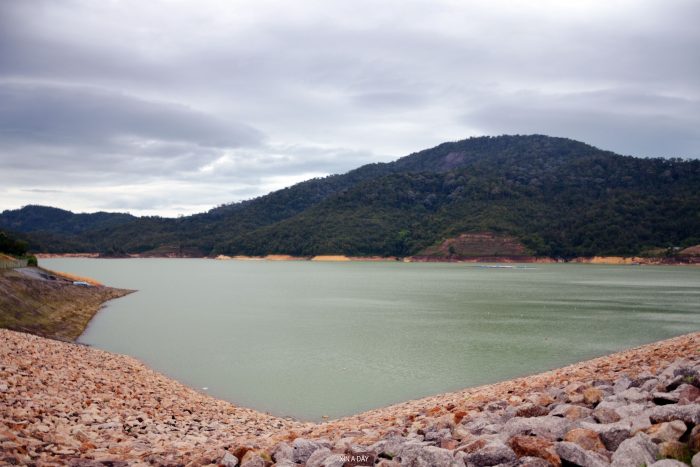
[3,135,699,259]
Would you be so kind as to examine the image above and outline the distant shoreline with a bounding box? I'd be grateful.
[35,252,700,265]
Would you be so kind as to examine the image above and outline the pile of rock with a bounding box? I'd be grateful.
[0,329,306,466]
[1,327,698,466]
[236,357,700,467]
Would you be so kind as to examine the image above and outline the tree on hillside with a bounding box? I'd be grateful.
[0,231,29,257]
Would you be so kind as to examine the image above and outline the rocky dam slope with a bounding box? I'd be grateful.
[0,267,132,341]
[1,329,698,466]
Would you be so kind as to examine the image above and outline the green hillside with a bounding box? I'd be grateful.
[2,135,699,259]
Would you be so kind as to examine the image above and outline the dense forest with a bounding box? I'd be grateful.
[0,231,38,266]
[2,135,699,259]
[0,231,30,257]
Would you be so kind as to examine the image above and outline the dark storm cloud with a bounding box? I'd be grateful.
[0,0,698,215]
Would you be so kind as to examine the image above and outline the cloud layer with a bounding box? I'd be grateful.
[1,0,698,215]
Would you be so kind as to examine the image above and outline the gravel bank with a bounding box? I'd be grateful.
[0,329,306,465]
[1,330,698,466]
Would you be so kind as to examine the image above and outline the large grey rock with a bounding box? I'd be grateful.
[659,359,690,381]
[462,417,503,436]
[640,378,661,392]
[671,383,700,404]
[555,441,610,467]
[649,460,690,467]
[369,435,411,459]
[672,363,699,377]
[693,452,700,467]
[613,376,632,394]
[645,420,687,442]
[675,371,700,389]
[426,415,457,432]
[306,447,332,467]
[221,452,239,467]
[648,403,700,424]
[484,400,508,412]
[547,387,566,401]
[318,454,351,467]
[592,406,621,424]
[610,433,658,467]
[453,424,474,442]
[399,444,458,467]
[630,373,656,388]
[665,366,700,390]
[549,404,593,418]
[501,416,571,440]
[615,402,651,419]
[425,428,452,443]
[653,391,681,404]
[240,455,265,467]
[690,424,700,452]
[272,442,294,463]
[515,457,552,467]
[600,429,632,452]
[550,403,592,420]
[579,422,632,452]
[272,462,296,467]
[292,438,325,463]
[453,451,468,466]
[622,413,652,432]
[548,403,572,417]
[463,439,516,466]
[456,434,501,454]
[596,399,625,410]
[507,403,549,419]
[583,404,651,430]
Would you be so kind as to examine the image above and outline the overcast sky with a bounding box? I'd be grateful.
[1,0,698,216]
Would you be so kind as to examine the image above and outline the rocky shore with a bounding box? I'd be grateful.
[0,329,303,466]
[1,330,698,466]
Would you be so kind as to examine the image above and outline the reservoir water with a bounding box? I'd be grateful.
[42,258,700,421]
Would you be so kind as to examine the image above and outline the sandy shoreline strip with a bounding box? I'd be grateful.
[39,252,699,265]
[1,329,698,464]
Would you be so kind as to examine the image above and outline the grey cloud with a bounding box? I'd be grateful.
[22,189,65,193]
[0,82,261,149]
[0,81,264,189]
[0,0,699,216]
[96,195,185,212]
[463,89,700,158]
[350,91,428,110]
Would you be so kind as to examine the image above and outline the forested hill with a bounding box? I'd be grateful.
[2,135,699,259]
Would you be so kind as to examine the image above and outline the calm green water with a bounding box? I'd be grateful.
[42,259,700,421]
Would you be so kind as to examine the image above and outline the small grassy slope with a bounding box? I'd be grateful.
[680,244,700,257]
[0,268,133,341]
[417,231,531,258]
